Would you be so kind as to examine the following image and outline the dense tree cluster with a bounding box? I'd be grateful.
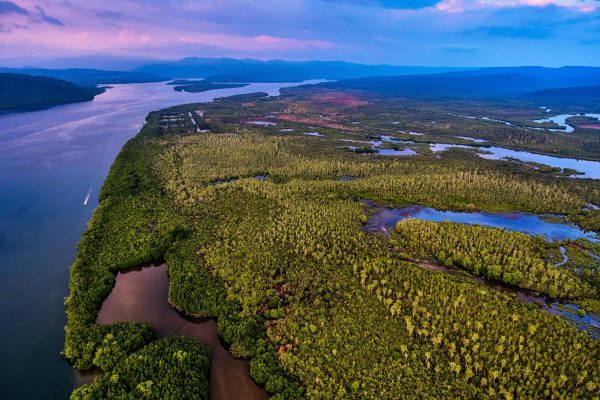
[0,73,103,112]
[389,219,596,298]
[159,132,588,217]
[71,337,211,400]
[64,119,191,372]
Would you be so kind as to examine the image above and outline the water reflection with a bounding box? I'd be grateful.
[365,204,597,242]
[430,143,600,179]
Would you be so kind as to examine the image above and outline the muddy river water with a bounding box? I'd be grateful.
[96,264,268,400]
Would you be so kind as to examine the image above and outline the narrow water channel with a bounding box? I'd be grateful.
[96,264,268,400]
[364,203,600,336]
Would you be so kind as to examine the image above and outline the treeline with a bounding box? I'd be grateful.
[389,219,596,298]
[64,119,188,371]
[167,80,248,93]
[70,337,211,400]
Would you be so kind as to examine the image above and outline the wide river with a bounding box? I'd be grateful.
[0,80,320,400]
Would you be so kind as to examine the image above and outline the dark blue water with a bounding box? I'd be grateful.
[0,81,319,400]
[366,205,598,242]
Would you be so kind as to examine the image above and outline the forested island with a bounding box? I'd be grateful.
[167,79,248,93]
[64,79,600,399]
[0,73,104,113]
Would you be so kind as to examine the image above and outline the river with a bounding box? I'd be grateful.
[429,143,600,179]
[0,80,320,400]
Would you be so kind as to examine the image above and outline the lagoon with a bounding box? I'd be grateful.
[365,204,598,242]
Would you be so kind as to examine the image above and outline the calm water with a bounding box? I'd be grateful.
[0,80,319,400]
[430,143,600,179]
[365,204,598,241]
[97,264,268,400]
[533,113,600,133]
[454,111,600,134]
[340,132,600,176]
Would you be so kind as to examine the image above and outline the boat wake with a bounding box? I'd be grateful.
[83,187,92,206]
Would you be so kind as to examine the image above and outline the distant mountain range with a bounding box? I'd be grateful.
[0,73,104,113]
[528,84,600,99]
[309,66,600,103]
[134,57,468,82]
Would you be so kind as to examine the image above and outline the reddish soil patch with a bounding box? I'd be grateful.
[579,124,600,130]
[310,91,369,108]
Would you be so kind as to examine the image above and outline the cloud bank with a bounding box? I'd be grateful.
[0,0,598,66]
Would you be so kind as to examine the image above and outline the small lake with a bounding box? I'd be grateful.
[365,204,598,242]
[247,121,277,126]
[345,135,416,156]
[97,264,268,400]
[430,143,600,179]
[533,113,600,133]
[455,135,486,143]
[302,131,323,136]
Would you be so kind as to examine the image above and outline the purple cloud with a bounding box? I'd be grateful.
[0,1,28,15]
[34,5,63,26]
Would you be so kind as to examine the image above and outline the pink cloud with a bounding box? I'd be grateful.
[179,33,334,51]
[118,28,152,44]
[436,0,463,12]
[118,28,135,42]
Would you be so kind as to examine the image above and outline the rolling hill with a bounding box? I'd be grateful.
[0,73,104,113]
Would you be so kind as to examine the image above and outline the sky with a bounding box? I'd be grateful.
[0,0,598,67]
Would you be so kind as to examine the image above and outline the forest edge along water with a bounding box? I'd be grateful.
[0,80,323,400]
[96,264,268,400]
[2,80,600,399]
[363,202,600,336]
[364,203,599,242]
